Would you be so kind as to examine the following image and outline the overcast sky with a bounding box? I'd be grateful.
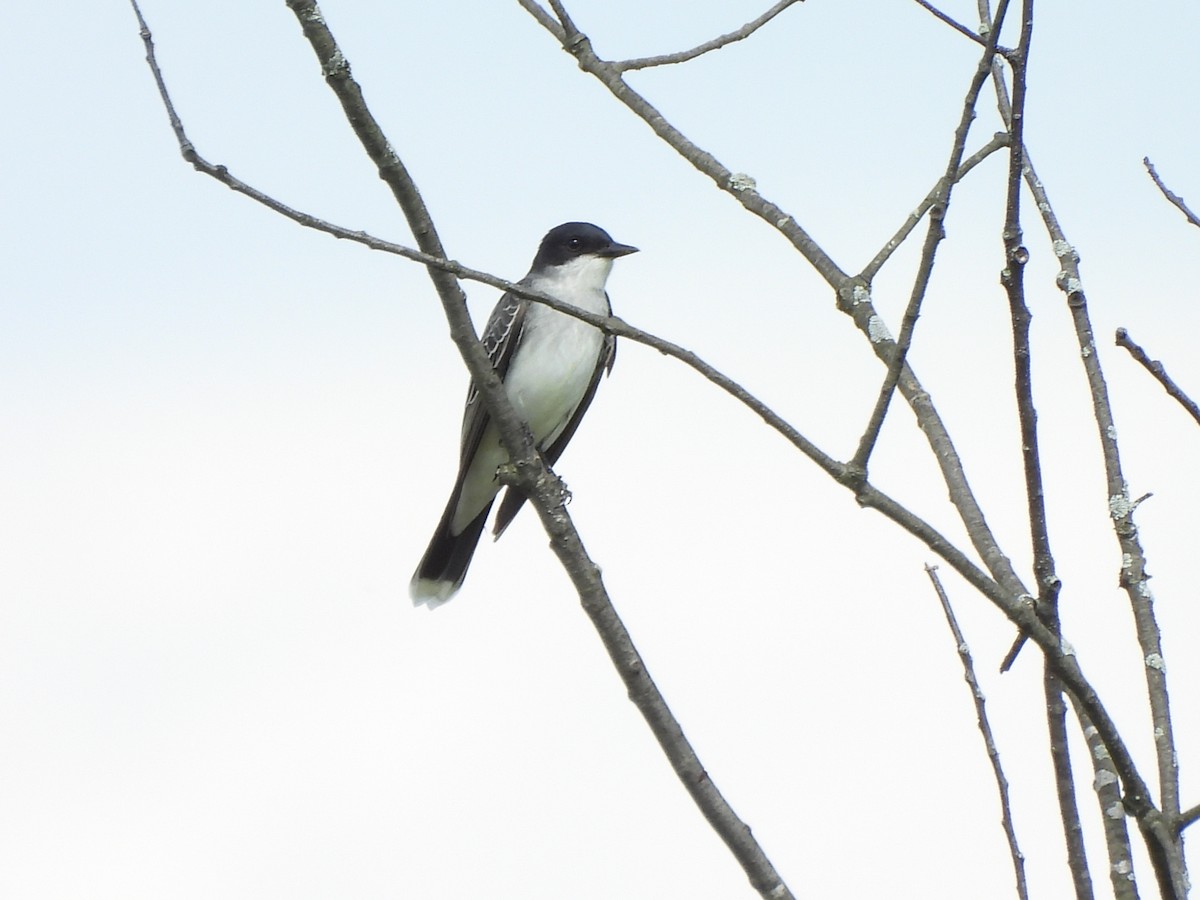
[4,2,1200,898]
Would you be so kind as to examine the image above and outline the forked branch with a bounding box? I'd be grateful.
[613,0,804,71]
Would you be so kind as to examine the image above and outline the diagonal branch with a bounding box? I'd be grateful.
[925,565,1028,900]
[1179,803,1200,834]
[1143,157,1200,229]
[1076,706,1141,899]
[848,1,1011,478]
[520,0,847,287]
[1115,328,1200,428]
[912,0,988,46]
[613,0,805,71]
[860,132,1009,282]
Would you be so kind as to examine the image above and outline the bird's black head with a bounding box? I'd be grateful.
[531,222,638,270]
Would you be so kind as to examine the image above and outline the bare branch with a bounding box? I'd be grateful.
[1079,706,1141,899]
[518,0,847,287]
[1116,328,1200,428]
[546,0,578,36]
[1178,803,1200,833]
[613,1,804,72]
[912,0,988,46]
[860,132,1009,282]
[925,565,1028,900]
[1143,157,1200,229]
[1045,680,1097,900]
[848,1,1012,478]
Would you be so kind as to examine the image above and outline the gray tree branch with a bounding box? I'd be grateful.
[1144,157,1200,230]
[849,0,1012,478]
[1116,328,1200,428]
[860,132,1009,282]
[612,0,804,72]
[926,565,1028,900]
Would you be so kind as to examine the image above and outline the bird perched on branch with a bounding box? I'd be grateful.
[410,222,637,607]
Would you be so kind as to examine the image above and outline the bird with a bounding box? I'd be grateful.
[410,222,638,608]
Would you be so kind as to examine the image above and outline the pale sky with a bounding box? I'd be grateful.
[4,2,1200,898]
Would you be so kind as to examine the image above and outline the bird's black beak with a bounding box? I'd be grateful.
[599,241,639,258]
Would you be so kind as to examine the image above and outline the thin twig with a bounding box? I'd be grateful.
[546,0,578,36]
[925,565,1028,900]
[613,0,804,71]
[518,0,848,288]
[860,132,1009,282]
[1143,157,1200,229]
[848,0,1011,479]
[1115,328,1200,428]
[912,0,987,45]
[1178,803,1200,833]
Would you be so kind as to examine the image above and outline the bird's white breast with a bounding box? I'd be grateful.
[448,255,613,534]
[503,256,612,445]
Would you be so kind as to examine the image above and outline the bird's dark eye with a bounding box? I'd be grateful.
[567,237,583,249]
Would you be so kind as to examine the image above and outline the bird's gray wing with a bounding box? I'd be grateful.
[458,289,528,468]
[491,296,616,538]
[408,290,529,602]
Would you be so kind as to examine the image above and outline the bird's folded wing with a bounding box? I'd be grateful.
[458,290,528,468]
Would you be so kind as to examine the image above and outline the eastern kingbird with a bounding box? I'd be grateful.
[410,222,638,608]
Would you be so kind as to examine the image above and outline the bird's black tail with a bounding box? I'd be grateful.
[409,495,493,608]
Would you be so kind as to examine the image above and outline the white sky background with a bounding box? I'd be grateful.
[3,1,1200,897]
